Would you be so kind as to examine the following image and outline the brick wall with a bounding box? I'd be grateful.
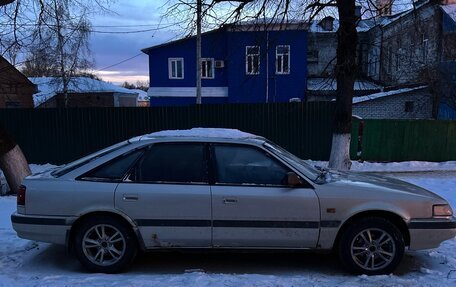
[353,89,433,119]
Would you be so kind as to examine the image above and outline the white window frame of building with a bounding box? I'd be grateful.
[168,58,184,79]
[246,46,260,75]
[201,58,215,79]
[276,45,290,74]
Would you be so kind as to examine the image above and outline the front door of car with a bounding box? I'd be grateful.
[115,142,212,248]
[210,144,320,248]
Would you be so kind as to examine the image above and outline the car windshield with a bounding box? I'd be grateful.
[52,140,130,177]
[263,141,321,181]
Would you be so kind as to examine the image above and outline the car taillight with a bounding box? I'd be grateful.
[17,185,26,206]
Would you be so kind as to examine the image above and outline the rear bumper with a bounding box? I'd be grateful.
[11,213,73,245]
[408,217,456,250]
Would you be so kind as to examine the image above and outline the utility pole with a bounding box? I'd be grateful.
[195,0,251,105]
[196,0,202,104]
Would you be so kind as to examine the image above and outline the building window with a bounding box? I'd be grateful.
[276,45,290,74]
[168,58,184,79]
[246,46,260,75]
[404,101,414,113]
[201,58,214,79]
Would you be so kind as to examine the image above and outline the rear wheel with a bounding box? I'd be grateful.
[337,217,405,275]
[73,216,137,273]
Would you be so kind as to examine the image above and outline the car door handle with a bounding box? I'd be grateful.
[123,194,138,201]
[223,198,238,204]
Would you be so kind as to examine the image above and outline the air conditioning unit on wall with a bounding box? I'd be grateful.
[215,60,225,68]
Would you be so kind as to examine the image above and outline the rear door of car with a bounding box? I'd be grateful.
[114,142,212,248]
[209,143,320,248]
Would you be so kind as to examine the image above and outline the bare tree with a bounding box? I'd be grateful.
[0,0,111,106]
[164,0,358,170]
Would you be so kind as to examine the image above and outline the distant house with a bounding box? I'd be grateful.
[0,56,36,108]
[352,86,432,119]
[30,77,138,108]
[130,89,150,107]
[141,23,308,106]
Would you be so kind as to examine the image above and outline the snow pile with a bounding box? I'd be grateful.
[310,160,456,173]
[144,128,257,139]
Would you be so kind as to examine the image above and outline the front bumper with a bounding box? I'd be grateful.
[408,217,456,250]
[11,212,73,245]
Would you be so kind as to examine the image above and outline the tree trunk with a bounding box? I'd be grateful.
[328,0,357,171]
[0,124,31,195]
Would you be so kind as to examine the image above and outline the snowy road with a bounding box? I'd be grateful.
[0,172,455,287]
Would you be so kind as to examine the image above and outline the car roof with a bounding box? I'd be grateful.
[128,128,266,144]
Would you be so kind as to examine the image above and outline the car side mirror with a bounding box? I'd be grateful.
[287,172,303,187]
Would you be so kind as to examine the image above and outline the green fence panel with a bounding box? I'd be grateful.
[360,120,456,162]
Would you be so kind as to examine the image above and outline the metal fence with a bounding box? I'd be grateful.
[0,103,335,164]
[357,119,456,162]
[2,105,455,164]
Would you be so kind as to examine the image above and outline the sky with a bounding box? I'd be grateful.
[90,0,177,84]
[89,0,415,85]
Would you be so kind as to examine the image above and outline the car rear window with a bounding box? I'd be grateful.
[81,149,144,181]
[52,141,130,177]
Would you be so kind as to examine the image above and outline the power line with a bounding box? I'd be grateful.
[0,23,178,34]
[97,53,144,71]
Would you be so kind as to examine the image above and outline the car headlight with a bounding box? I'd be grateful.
[433,204,453,217]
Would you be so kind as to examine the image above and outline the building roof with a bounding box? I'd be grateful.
[307,78,382,92]
[0,56,36,88]
[352,86,427,104]
[30,77,138,107]
[441,4,456,22]
[129,128,258,142]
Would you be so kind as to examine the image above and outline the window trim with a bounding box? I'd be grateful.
[246,46,260,75]
[201,58,215,79]
[168,57,184,79]
[125,142,210,185]
[209,142,313,188]
[276,45,290,75]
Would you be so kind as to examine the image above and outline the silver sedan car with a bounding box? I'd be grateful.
[11,128,456,274]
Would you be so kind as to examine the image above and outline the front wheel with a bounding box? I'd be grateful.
[337,217,405,275]
[73,216,138,273]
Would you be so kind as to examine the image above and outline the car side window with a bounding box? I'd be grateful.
[82,149,144,181]
[132,143,208,184]
[213,145,290,186]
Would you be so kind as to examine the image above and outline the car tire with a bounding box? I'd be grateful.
[73,216,138,273]
[337,217,405,275]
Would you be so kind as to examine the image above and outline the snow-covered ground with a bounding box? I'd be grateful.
[0,166,455,286]
[310,160,456,173]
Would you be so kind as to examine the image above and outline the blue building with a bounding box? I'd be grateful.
[141,23,308,106]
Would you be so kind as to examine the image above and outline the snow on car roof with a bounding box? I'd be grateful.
[132,128,259,141]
